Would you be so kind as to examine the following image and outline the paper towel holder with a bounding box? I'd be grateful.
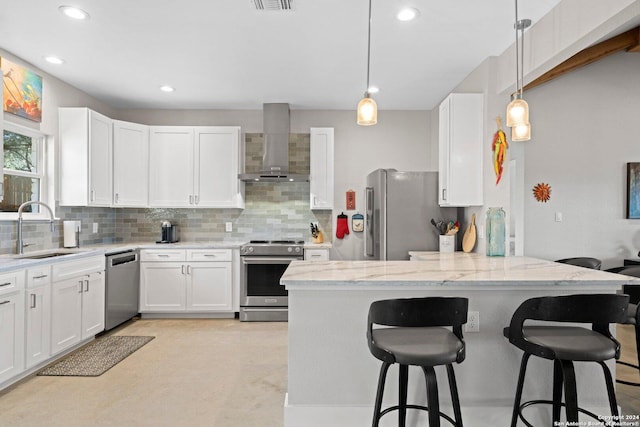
[64,220,81,248]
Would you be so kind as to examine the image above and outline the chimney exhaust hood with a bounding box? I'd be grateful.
[238,103,309,182]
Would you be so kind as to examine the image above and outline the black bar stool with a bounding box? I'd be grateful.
[367,297,468,427]
[605,266,640,387]
[503,294,629,426]
[555,257,602,270]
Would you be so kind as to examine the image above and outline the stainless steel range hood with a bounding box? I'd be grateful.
[239,103,309,182]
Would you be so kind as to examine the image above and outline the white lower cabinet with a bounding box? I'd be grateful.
[140,249,232,314]
[304,248,330,261]
[0,270,25,384]
[25,266,52,368]
[140,263,186,311]
[187,263,232,311]
[50,257,105,356]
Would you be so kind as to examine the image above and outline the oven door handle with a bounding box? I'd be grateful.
[242,257,302,264]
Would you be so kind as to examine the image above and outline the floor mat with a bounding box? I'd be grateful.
[38,336,155,377]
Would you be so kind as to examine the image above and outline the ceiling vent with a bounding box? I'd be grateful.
[253,0,293,11]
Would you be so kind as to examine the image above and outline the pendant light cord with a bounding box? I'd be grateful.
[514,0,520,99]
[520,17,525,98]
[365,0,372,97]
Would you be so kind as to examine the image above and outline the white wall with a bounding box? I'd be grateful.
[523,51,640,268]
[1,49,116,136]
[118,108,433,260]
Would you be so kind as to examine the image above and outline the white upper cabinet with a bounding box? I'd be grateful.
[59,108,113,206]
[149,126,195,207]
[310,128,334,210]
[438,93,484,207]
[149,126,243,208]
[194,127,243,208]
[113,120,149,207]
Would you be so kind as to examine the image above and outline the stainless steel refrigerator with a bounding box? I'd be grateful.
[365,169,457,260]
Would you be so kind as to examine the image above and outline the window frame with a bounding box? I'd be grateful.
[0,122,54,221]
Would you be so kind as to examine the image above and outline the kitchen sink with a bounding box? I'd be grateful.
[18,252,74,259]
[14,249,88,260]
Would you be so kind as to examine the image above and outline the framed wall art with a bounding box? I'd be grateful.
[1,57,43,122]
[627,162,640,219]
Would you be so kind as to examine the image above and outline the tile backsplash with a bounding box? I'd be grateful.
[0,133,332,254]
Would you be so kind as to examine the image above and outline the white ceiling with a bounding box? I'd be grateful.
[0,0,562,111]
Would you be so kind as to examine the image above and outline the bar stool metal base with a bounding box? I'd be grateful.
[515,400,608,427]
[510,354,619,427]
[372,362,462,427]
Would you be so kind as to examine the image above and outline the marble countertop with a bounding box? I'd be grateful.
[282,251,639,288]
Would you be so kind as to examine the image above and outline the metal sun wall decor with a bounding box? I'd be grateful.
[627,162,640,219]
[1,57,43,122]
[533,183,551,202]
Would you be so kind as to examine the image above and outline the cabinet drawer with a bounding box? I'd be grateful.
[27,265,52,288]
[52,256,105,282]
[0,270,25,295]
[304,249,329,261]
[187,249,232,262]
[140,249,186,262]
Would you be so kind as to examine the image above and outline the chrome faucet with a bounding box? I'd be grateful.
[17,201,55,254]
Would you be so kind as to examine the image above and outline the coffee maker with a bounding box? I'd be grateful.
[158,220,179,243]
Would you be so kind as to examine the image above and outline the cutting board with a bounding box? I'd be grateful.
[462,213,477,253]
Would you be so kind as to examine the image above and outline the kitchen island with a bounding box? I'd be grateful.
[281,252,639,427]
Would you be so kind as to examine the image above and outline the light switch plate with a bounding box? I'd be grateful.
[92,223,98,233]
[225,222,233,232]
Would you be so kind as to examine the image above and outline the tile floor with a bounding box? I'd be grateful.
[0,320,638,427]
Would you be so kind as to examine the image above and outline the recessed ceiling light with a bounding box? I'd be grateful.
[45,56,65,65]
[159,85,175,93]
[368,86,379,94]
[397,7,420,21]
[58,5,90,20]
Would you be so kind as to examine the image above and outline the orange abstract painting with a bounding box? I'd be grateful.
[1,57,42,122]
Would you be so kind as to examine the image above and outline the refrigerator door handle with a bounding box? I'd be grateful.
[365,187,374,257]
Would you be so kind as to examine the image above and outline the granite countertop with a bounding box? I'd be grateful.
[281,251,639,288]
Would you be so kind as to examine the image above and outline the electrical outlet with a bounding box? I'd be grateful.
[92,223,98,234]
[225,222,233,232]
[466,311,480,333]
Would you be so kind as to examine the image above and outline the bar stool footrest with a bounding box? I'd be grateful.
[378,404,459,426]
[518,399,615,427]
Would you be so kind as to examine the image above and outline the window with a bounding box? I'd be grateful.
[0,123,49,217]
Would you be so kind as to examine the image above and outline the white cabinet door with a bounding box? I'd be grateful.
[81,272,105,339]
[149,127,195,207]
[140,263,186,311]
[113,120,149,207]
[59,108,113,206]
[51,278,83,355]
[25,285,51,368]
[0,292,25,383]
[187,262,232,312]
[194,127,243,208]
[304,248,330,261]
[438,93,484,207]
[88,110,113,206]
[310,128,334,209]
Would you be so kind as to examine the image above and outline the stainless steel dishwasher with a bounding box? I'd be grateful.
[105,250,140,331]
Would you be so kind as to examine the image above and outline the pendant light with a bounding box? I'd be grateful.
[505,0,531,140]
[357,0,377,126]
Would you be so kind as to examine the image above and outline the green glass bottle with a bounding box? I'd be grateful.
[486,207,506,257]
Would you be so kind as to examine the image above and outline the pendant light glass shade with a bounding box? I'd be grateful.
[506,97,529,127]
[511,122,531,142]
[357,0,377,126]
[357,95,377,126]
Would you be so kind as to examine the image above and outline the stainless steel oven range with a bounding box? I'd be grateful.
[239,240,304,322]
